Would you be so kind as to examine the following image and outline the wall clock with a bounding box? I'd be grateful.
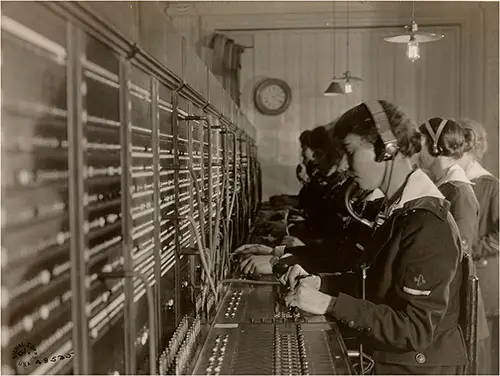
[253,78,292,116]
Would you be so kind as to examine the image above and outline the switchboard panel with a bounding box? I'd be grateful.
[1,2,260,375]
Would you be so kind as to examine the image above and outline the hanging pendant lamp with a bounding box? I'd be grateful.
[324,81,344,96]
[384,1,444,62]
[333,0,363,95]
[324,1,344,96]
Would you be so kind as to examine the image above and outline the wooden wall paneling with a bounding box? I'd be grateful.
[165,22,184,79]
[482,3,499,176]
[363,29,379,104]
[298,32,316,129]
[253,32,282,199]
[347,30,366,110]
[461,10,484,122]
[184,45,201,94]
[268,32,287,172]
[138,1,168,66]
[284,32,301,133]
[376,30,396,103]
[239,52,255,125]
[314,31,331,127]
[84,1,139,43]
[321,30,335,125]
[392,31,417,121]
[228,25,466,199]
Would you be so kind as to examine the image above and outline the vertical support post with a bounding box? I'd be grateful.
[119,58,136,374]
[67,22,90,375]
[172,92,181,326]
[151,77,161,353]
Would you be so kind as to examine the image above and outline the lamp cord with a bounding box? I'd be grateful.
[346,0,350,72]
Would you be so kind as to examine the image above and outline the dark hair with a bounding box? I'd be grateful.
[309,126,343,173]
[457,118,488,160]
[299,130,312,148]
[333,100,421,158]
[419,117,466,159]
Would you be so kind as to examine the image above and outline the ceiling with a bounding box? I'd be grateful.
[164,1,485,18]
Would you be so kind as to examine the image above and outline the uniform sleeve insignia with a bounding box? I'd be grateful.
[414,274,426,287]
[403,286,431,296]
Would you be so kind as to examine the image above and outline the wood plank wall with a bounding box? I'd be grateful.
[168,2,499,200]
[233,26,461,199]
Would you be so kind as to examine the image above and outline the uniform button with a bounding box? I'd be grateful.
[481,259,488,267]
[366,327,372,332]
[347,320,355,328]
[415,353,426,364]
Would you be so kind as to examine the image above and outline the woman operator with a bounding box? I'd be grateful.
[417,117,490,373]
[418,118,479,255]
[237,101,468,374]
[457,119,499,374]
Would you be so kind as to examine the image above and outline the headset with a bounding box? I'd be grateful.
[424,118,448,156]
[363,101,399,162]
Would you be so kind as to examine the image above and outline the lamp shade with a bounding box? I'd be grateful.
[384,32,444,44]
[324,81,344,96]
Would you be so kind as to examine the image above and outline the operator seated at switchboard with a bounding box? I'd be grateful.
[266,130,316,209]
[290,126,378,247]
[289,126,345,244]
[249,123,384,273]
[234,100,468,374]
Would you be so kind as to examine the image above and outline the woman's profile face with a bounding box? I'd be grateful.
[340,133,385,191]
[301,147,314,163]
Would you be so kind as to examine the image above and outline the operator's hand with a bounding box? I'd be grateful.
[285,281,333,315]
[281,235,305,247]
[233,244,273,257]
[240,255,273,275]
[281,264,321,290]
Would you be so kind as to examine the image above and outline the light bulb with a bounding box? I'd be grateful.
[344,81,353,94]
[407,38,420,62]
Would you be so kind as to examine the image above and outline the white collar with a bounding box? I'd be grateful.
[367,188,385,201]
[388,169,444,215]
[464,161,493,181]
[435,164,472,187]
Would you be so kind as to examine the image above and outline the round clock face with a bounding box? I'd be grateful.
[253,78,292,116]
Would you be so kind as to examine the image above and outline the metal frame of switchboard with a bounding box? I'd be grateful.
[67,21,91,375]
[8,2,260,374]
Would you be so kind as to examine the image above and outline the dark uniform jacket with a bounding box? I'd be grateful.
[320,170,468,373]
[436,164,480,254]
[466,161,499,317]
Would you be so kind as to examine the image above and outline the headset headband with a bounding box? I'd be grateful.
[363,101,398,160]
[424,119,448,149]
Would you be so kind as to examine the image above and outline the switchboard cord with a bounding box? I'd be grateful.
[348,350,375,375]
[97,270,157,375]
[165,215,217,299]
[188,166,207,251]
[212,173,228,284]
[220,189,238,280]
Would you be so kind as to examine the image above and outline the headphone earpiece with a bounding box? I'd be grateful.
[431,142,442,156]
[363,101,399,162]
[424,119,447,157]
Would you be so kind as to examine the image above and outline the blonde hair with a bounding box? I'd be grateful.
[457,118,488,161]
